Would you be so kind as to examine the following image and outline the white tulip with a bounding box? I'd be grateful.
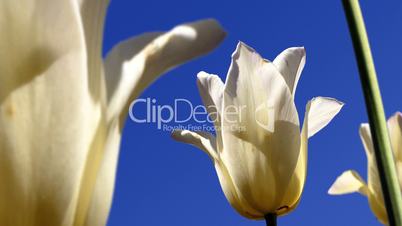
[329,112,402,225]
[172,42,343,219]
[0,1,225,225]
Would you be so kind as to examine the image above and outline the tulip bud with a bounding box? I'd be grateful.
[173,42,343,219]
[329,112,402,225]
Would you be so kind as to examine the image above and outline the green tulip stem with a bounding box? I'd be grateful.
[264,214,277,226]
[342,0,402,225]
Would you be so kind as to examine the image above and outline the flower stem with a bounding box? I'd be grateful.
[264,214,277,226]
[342,0,402,225]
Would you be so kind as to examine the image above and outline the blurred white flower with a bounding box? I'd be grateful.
[0,0,225,225]
[329,112,402,225]
[172,42,343,218]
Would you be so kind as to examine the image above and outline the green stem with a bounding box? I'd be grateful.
[264,214,277,226]
[342,0,402,225]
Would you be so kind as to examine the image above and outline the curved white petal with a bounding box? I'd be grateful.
[273,47,306,95]
[171,129,262,219]
[104,19,226,122]
[359,124,388,224]
[327,170,385,223]
[359,124,382,197]
[82,19,225,226]
[223,42,300,131]
[328,170,368,195]
[76,0,109,103]
[221,42,301,215]
[213,159,263,219]
[196,71,225,151]
[83,120,121,226]
[388,112,402,162]
[388,112,402,190]
[360,123,375,157]
[196,71,224,126]
[77,0,109,64]
[0,1,102,225]
[278,99,310,214]
[280,97,343,213]
[171,129,218,160]
[305,97,344,138]
[104,32,161,118]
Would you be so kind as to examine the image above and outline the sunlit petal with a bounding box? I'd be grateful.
[273,47,306,95]
[328,170,368,195]
[282,97,343,213]
[221,42,300,215]
[305,97,344,138]
[0,1,102,225]
[104,19,226,123]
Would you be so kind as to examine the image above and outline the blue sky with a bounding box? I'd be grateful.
[103,1,402,225]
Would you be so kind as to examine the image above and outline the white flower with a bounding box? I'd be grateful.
[172,42,343,218]
[328,112,402,225]
[0,1,225,225]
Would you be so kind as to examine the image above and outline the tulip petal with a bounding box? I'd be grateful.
[278,100,310,214]
[360,123,375,156]
[388,112,402,191]
[171,129,263,219]
[83,120,121,226]
[77,32,162,226]
[305,97,344,138]
[359,124,382,193]
[221,42,301,215]
[171,129,218,160]
[104,19,226,123]
[196,71,225,151]
[196,71,224,125]
[280,97,343,213]
[214,159,263,219]
[0,1,102,225]
[328,170,369,195]
[76,0,110,101]
[223,42,300,131]
[71,2,111,224]
[388,112,402,163]
[359,124,388,224]
[83,20,225,225]
[77,0,109,64]
[327,169,387,224]
[273,47,306,95]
